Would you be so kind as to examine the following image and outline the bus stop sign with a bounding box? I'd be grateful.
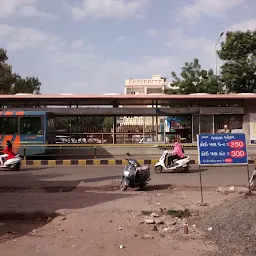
[197,133,248,165]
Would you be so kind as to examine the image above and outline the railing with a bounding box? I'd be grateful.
[15,144,256,160]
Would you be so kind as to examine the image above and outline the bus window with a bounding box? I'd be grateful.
[0,117,18,134]
[20,117,42,135]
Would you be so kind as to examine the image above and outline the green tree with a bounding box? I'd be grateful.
[0,49,13,94]
[165,58,221,95]
[0,48,41,94]
[11,75,41,94]
[218,30,256,93]
[103,117,113,132]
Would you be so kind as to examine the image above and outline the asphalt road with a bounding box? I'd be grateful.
[0,165,252,190]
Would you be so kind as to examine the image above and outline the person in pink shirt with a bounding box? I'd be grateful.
[167,139,185,167]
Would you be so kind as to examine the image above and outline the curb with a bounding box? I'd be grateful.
[21,159,256,166]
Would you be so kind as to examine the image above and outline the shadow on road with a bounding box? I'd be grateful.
[0,171,133,244]
[143,184,173,191]
[159,168,208,174]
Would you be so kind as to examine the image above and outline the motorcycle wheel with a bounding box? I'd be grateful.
[155,166,163,173]
[139,184,146,190]
[182,166,189,173]
[120,183,128,191]
[10,165,20,172]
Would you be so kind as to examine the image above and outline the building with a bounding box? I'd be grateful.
[124,75,168,95]
[122,75,169,130]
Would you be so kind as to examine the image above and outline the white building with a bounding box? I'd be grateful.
[122,75,177,126]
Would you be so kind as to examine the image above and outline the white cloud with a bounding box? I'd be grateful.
[116,36,127,41]
[0,23,174,93]
[69,0,148,20]
[70,40,84,49]
[146,28,158,37]
[227,19,256,31]
[179,0,244,20]
[0,24,64,51]
[49,54,174,93]
[167,29,215,54]
[0,0,55,19]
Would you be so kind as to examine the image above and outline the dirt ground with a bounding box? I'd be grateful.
[0,182,246,256]
[0,165,254,256]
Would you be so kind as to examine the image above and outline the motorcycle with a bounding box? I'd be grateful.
[248,169,256,191]
[120,153,151,191]
[0,153,22,171]
[155,149,190,173]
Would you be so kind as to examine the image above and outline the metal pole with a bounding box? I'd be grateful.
[164,115,166,144]
[199,115,201,134]
[215,32,224,77]
[143,115,145,141]
[69,103,72,143]
[247,164,251,195]
[113,116,116,144]
[199,165,203,202]
[198,115,203,202]
[213,115,215,134]
[152,102,154,142]
[155,101,158,142]
[192,115,194,143]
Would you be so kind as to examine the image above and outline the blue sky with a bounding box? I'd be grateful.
[0,0,255,94]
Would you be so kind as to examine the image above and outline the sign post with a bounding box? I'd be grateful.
[197,133,248,202]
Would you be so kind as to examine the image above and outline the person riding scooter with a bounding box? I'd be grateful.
[0,140,15,165]
[167,139,185,167]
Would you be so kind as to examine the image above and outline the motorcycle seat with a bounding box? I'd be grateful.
[137,165,150,172]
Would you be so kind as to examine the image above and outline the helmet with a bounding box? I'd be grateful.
[6,140,12,147]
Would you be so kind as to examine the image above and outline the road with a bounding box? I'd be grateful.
[0,165,252,190]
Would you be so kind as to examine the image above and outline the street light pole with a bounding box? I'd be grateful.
[215,32,224,77]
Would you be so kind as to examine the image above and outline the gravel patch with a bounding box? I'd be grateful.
[196,196,256,256]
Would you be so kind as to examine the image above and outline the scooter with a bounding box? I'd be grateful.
[120,153,151,191]
[155,149,190,173]
[0,154,22,171]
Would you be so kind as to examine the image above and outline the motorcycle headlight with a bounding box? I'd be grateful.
[124,170,130,176]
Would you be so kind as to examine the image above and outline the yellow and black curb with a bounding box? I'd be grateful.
[21,159,256,166]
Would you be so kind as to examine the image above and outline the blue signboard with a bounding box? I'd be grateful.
[197,133,248,165]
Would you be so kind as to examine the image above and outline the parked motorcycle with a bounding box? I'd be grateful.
[248,169,256,191]
[120,153,151,191]
[155,149,190,173]
[0,153,22,171]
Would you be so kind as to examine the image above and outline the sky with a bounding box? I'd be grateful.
[0,0,255,94]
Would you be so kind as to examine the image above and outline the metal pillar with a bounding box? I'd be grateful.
[143,115,145,141]
[69,103,72,143]
[164,115,166,144]
[155,102,158,142]
[152,102,154,141]
[212,115,215,134]
[76,103,79,143]
[199,115,201,134]
[113,116,116,144]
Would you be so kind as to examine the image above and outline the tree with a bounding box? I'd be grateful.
[165,58,221,95]
[11,75,41,94]
[0,48,41,94]
[218,30,256,93]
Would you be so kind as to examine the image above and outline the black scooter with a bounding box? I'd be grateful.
[120,153,151,191]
